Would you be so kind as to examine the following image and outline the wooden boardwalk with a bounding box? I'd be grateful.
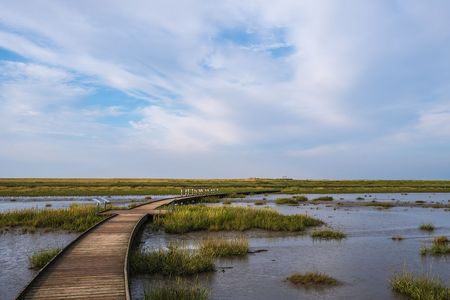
[17,197,185,300]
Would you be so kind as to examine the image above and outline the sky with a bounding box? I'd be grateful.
[1,0,450,179]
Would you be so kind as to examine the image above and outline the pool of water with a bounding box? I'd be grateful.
[131,201,450,300]
[0,230,78,300]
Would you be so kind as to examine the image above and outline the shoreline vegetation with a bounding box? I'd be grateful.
[29,248,62,269]
[0,204,108,232]
[153,205,324,234]
[390,272,450,300]
[287,272,339,287]
[131,238,249,276]
[1,178,450,196]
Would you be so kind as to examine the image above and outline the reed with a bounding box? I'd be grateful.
[364,201,394,208]
[421,236,450,256]
[131,245,214,276]
[419,223,435,231]
[145,280,209,300]
[287,272,339,286]
[311,229,346,240]
[254,200,267,205]
[312,196,334,201]
[199,237,248,257]
[29,247,62,269]
[0,204,107,232]
[154,205,323,234]
[390,272,449,300]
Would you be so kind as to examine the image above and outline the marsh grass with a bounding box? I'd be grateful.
[275,198,299,205]
[222,200,232,205]
[199,237,248,257]
[420,223,435,231]
[145,280,209,300]
[311,229,346,240]
[0,205,107,232]
[364,201,394,208]
[29,247,62,269]
[131,238,249,276]
[131,245,214,276]
[390,272,449,300]
[421,236,450,256]
[287,272,339,287]
[275,195,308,206]
[197,196,221,203]
[312,196,334,201]
[254,200,267,205]
[154,205,323,234]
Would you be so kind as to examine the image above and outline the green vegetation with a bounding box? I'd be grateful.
[154,205,323,234]
[391,235,404,241]
[364,201,394,208]
[356,197,364,200]
[312,196,334,201]
[254,200,267,205]
[197,196,221,203]
[275,195,308,205]
[132,238,249,276]
[421,236,450,256]
[199,237,248,257]
[287,272,339,286]
[311,229,346,240]
[222,200,232,205]
[131,245,215,276]
[0,205,107,232]
[2,178,450,196]
[145,281,209,300]
[390,272,449,300]
[29,247,62,269]
[420,223,435,232]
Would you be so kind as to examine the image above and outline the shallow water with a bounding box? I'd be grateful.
[0,195,174,212]
[131,201,450,300]
[0,230,78,300]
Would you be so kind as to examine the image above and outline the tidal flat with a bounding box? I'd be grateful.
[130,195,450,300]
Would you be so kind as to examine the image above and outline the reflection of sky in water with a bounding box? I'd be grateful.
[0,231,77,300]
[132,201,450,300]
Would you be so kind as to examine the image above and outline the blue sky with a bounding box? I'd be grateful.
[1,0,450,178]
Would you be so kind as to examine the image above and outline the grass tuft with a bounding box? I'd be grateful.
[311,229,346,240]
[154,205,323,234]
[421,236,450,256]
[312,196,334,201]
[131,245,214,276]
[199,237,248,257]
[145,280,208,300]
[29,247,62,269]
[419,223,435,231]
[254,200,267,206]
[222,200,232,205]
[287,272,339,286]
[0,205,107,232]
[390,272,449,300]
[364,201,394,208]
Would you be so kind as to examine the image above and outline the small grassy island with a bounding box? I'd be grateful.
[153,205,324,234]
